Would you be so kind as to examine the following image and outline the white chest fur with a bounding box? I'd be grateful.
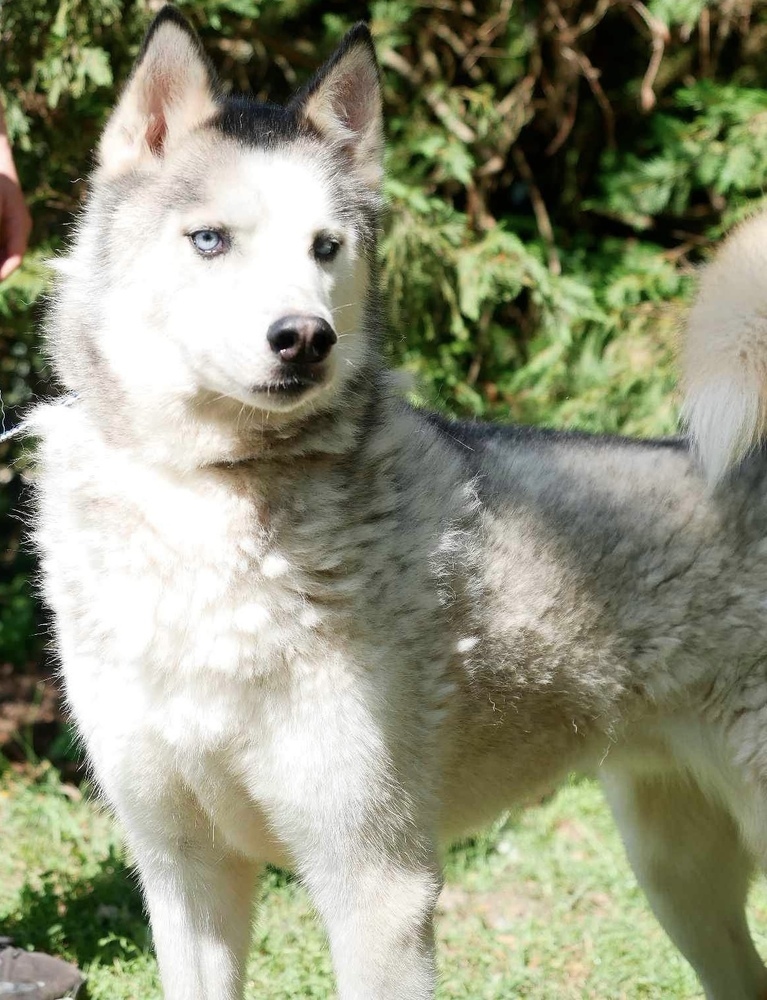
[33,412,368,853]
[39,438,306,670]
[33,405,462,868]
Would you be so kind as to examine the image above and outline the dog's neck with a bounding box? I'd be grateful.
[68,363,389,476]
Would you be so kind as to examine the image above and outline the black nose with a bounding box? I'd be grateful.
[267,315,337,364]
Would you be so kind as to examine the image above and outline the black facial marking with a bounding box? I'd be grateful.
[210,97,320,148]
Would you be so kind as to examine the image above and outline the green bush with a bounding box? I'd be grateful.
[3,0,767,666]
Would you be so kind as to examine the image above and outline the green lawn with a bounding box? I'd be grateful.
[2,763,765,999]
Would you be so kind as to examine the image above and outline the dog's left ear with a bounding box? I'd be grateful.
[290,24,383,191]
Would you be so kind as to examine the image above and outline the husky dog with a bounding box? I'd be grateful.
[29,6,767,999]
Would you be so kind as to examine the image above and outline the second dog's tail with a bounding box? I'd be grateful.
[682,212,767,485]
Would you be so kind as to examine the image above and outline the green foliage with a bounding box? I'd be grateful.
[4,0,767,667]
[594,82,767,232]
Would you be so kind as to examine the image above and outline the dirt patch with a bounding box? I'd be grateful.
[437,881,546,929]
[0,662,77,775]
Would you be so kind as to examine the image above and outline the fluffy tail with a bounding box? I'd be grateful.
[682,211,767,485]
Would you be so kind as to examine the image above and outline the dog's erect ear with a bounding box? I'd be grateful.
[98,6,218,175]
[290,24,383,190]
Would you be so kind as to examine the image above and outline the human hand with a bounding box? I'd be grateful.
[0,132,32,281]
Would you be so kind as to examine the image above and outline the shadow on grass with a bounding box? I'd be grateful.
[3,847,298,973]
[2,846,152,969]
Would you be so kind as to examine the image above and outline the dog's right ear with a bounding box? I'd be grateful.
[98,6,218,176]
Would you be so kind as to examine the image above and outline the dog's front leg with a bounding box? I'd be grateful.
[137,841,260,1000]
[114,785,260,1000]
[269,769,441,998]
[309,859,442,1000]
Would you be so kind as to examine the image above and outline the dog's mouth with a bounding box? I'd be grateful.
[250,371,323,397]
[247,366,330,407]
[204,365,332,415]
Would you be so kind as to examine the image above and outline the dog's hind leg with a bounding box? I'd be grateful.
[601,766,767,1000]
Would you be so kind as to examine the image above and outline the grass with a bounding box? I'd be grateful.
[2,762,767,998]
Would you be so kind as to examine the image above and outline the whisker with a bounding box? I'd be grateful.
[235,402,247,432]
[193,392,230,409]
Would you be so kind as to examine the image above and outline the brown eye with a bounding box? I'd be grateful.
[312,233,341,263]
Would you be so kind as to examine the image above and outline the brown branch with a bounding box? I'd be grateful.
[380,49,477,144]
[574,0,616,37]
[713,0,742,65]
[699,6,711,77]
[379,48,422,85]
[512,147,561,276]
[545,85,578,156]
[432,22,483,82]
[545,0,616,146]
[569,45,616,146]
[627,0,670,112]
[495,71,537,153]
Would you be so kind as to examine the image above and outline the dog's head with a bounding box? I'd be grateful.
[49,7,384,463]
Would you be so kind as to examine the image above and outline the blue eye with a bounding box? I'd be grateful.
[189,229,227,256]
[312,233,341,263]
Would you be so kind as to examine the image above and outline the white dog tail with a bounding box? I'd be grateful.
[682,212,767,485]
